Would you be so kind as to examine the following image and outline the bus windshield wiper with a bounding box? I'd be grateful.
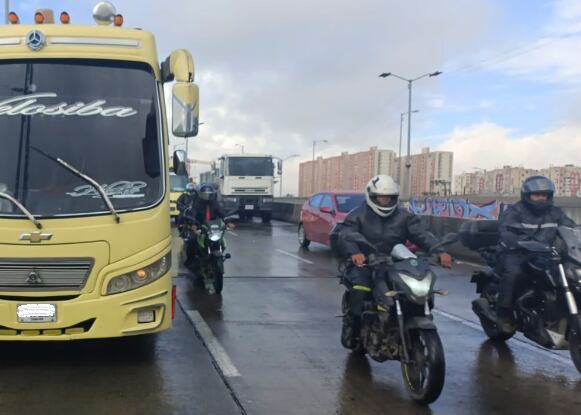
[0,191,42,229]
[31,147,121,224]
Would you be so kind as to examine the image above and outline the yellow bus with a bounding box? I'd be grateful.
[170,173,189,219]
[0,3,199,340]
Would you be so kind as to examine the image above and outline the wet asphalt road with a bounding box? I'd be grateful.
[179,220,581,415]
[2,220,581,414]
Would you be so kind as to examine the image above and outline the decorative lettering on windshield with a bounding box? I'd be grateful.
[66,181,147,199]
[0,93,137,118]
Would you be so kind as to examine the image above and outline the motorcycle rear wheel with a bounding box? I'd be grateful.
[401,329,445,405]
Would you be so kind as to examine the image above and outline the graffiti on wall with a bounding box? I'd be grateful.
[404,197,506,220]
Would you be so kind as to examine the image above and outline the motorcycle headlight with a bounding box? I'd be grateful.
[209,231,223,242]
[398,272,433,298]
[106,253,172,295]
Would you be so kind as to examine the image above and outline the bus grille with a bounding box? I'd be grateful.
[0,259,93,291]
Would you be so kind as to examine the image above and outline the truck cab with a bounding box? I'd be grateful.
[218,154,275,222]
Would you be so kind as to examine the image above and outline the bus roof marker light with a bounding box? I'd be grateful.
[113,14,123,27]
[35,9,54,24]
[60,12,70,24]
[34,12,44,24]
[92,2,116,26]
[8,12,19,24]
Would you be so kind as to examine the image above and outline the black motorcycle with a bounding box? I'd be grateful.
[338,233,456,404]
[460,221,581,373]
[179,210,231,295]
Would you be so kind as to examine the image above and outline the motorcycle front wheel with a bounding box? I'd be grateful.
[401,329,445,405]
[210,258,224,294]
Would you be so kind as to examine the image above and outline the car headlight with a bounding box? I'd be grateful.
[398,272,433,298]
[223,197,237,203]
[262,197,273,203]
[106,253,172,295]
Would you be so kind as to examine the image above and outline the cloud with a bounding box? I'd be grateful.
[437,122,581,175]
[113,0,500,195]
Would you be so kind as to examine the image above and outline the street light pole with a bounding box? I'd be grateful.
[379,70,442,199]
[235,143,244,154]
[5,1,9,24]
[399,109,418,182]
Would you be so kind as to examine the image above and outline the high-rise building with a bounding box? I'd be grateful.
[298,147,396,196]
[453,164,581,196]
[542,165,581,197]
[395,148,454,196]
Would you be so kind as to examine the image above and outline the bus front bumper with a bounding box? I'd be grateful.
[0,275,173,341]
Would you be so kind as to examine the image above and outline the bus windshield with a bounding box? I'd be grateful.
[0,59,162,218]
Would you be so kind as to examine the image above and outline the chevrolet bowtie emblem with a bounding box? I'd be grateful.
[19,231,53,243]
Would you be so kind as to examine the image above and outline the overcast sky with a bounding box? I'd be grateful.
[13,0,581,195]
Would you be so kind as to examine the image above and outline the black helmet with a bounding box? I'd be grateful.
[521,176,555,213]
[185,183,197,194]
[198,183,217,202]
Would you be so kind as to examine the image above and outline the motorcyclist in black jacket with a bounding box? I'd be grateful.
[339,175,452,348]
[496,175,576,333]
[183,183,235,267]
[177,183,198,236]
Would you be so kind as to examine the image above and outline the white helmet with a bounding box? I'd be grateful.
[365,175,400,217]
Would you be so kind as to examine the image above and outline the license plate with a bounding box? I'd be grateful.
[245,205,254,210]
[17,304,56,323]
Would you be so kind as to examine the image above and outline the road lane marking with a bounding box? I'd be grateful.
[182,309,241,378]
[275,249,314,264]
[433,309,572,365]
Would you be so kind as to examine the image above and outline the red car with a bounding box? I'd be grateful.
[298,192,365,252]
[298,191,418,254]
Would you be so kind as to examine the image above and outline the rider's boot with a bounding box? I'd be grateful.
[496,307,516,334]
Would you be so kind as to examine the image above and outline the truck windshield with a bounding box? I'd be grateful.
[0,59,162,218]
[228,157,273,176]
[170,174,188,192]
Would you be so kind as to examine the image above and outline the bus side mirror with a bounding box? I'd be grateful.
[173,150,187,176]
[172,83,199,138]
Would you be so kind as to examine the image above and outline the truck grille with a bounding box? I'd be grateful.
[0,259,93,291]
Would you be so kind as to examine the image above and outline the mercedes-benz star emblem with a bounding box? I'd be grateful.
[26,30,46,51]
[25,270,42,284]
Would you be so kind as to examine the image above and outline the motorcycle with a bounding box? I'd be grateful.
[338,232,457,404]
[459,221,581,373]
[179,208,231,295]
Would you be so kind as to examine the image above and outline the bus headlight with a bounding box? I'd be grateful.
[106,253,172,295]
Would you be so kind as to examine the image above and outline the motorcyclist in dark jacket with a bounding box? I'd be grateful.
[183,184,234,267]
[339,175,452,348]
[177,183,198,237]
[496,175,576,333]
